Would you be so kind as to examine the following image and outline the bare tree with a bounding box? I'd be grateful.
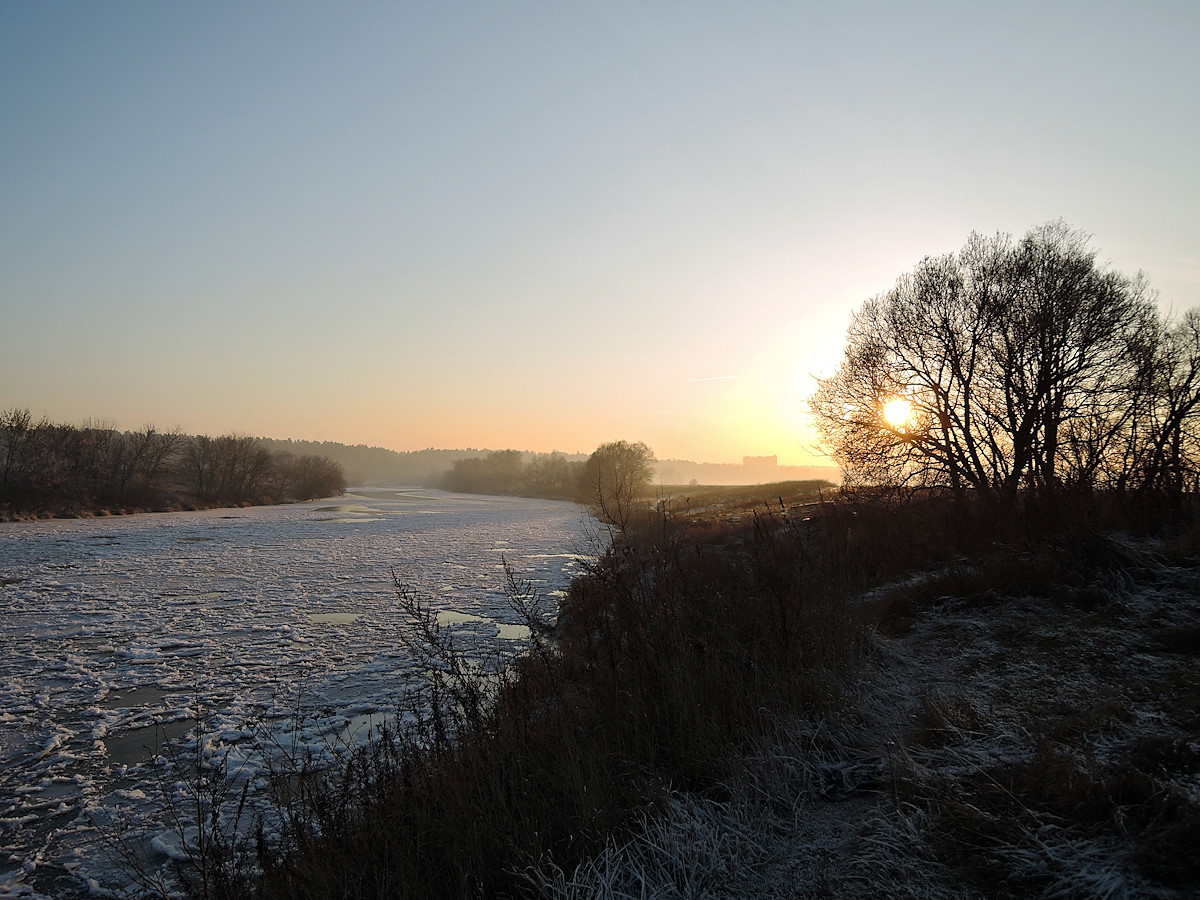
[522,452,584,499]
[580,440,655,535]
[278,453,348,500]
[61,419,120,503]
[108,424,184,504]
[1117,309,1200,493]
[0,408,36,496]
[140,425,182,486]
[810,224,1170,503]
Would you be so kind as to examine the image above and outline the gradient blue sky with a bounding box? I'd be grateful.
[2,2,1197,464]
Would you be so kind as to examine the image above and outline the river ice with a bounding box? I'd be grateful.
[0,489,592,898]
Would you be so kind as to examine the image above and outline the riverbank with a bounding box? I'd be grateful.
[147,487,1200,898]
[0,413,348,522]
[0,488,349,524]
[536,522,1200,897]
[0,495,299,523]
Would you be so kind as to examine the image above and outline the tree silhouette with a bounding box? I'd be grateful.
[580,440,655,535]
[810,223,1199,502]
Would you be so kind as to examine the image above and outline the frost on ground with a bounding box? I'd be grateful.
[0,490,590,899]
[526,533,1200,899]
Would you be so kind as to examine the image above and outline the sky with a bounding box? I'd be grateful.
[2,2,1198,465]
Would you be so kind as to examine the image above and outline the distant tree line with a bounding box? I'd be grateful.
[255,437,841,490]
[442,442,656,520]
[811,223,1200,510]
[256,438,495,487]
[442,450,587,500]
[0,410,346,519]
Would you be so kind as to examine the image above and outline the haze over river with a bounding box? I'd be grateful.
[0,489,591,898]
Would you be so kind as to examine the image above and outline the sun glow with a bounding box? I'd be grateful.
[882,396,914,430]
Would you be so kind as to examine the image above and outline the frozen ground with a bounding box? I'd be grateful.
[0,489,591,898]
[525,534,1200,898]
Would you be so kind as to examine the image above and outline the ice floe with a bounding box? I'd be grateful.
[0,490,589,897]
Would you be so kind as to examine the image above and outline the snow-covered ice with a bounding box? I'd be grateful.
[0,489,591,898]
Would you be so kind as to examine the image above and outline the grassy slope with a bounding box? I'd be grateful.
[530,504,1200,898]
[169,486,1200,899]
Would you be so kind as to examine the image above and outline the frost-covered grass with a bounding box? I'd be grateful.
[517,506,1200,900]
[871,530,1200,897]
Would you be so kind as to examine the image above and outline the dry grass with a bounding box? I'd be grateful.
[145,489,1200,899]
[859,528,1200,898]
[524,503,1200,899]
[653,480,834,519]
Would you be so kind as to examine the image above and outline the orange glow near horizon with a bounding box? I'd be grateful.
[1,6,1196,490]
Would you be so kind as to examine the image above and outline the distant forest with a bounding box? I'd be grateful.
[0,410,346,520]
[440,450,586,500]
[259,438,841,491]
[255,438,515,487]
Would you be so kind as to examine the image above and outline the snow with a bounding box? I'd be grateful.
[0,488,590,897]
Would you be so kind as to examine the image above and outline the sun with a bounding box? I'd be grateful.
[882,396,914,430]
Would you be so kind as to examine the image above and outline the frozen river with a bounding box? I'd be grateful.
[0,489,591,898]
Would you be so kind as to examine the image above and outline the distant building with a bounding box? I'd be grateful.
[742,455,778,481]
